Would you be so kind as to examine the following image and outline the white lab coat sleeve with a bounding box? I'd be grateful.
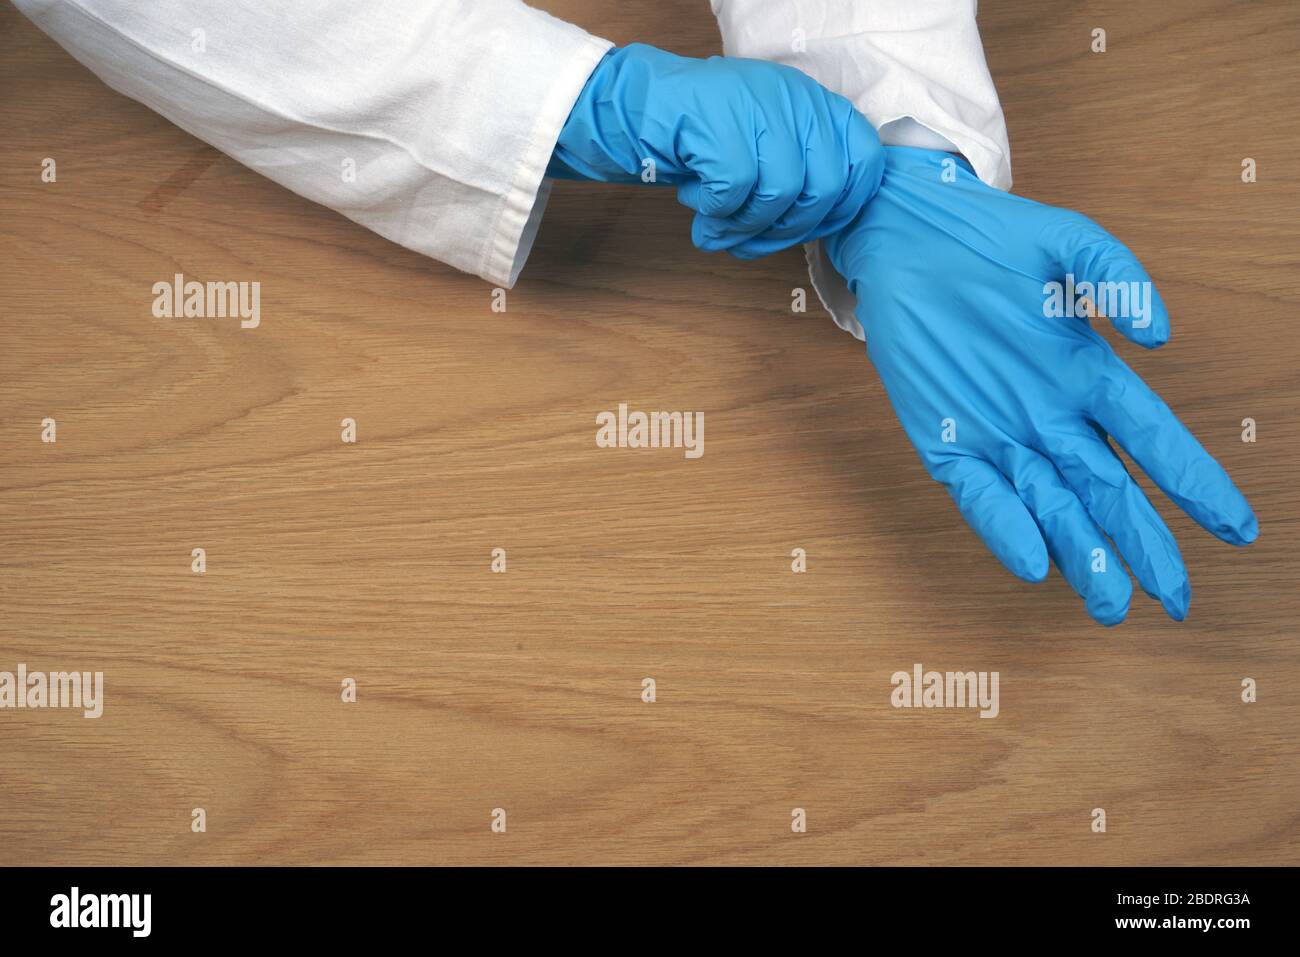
[710,0,1012,341]
[13,0,612,288]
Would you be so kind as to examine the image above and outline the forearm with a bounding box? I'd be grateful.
[13,0,611,287]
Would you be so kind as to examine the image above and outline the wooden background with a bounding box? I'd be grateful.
[1,0,1297,866]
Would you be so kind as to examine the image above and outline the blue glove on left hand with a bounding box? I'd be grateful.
[548,44,883,259]
[825,146,1257,626]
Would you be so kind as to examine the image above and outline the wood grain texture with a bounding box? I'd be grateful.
[1,0,1297,866]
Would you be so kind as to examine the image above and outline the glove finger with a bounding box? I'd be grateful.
[729,98,880,259]
[674,128,759,220]
[1046,427,1191,620]
[1009,450,1133,626]
[691,128,805,251]
[1089,354,1258,546]
[677,171,751,220]
[811,97,884,238]
[1041,210,1170,349]
[931,455,1049,583]
[726,171,839,259]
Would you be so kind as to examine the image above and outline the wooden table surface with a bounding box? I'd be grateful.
[2,0,1297,866]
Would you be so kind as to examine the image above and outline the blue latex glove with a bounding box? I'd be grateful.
[549,44,883,259]
[824,146,1257,626]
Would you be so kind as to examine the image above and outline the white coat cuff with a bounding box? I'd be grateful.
[492,34,612,288]
[710,0,1012,341]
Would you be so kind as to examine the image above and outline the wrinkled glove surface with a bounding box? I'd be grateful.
[824,146,1257,625]
[549,44,884,259]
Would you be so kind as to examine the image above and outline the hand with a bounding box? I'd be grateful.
[824,146,1257,625]
[548,43,883,259]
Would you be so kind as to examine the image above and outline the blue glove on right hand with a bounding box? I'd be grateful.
[549,43,884,259]
[825,146,1257,626]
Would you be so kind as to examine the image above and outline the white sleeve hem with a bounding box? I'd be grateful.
[485,35,613,288]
